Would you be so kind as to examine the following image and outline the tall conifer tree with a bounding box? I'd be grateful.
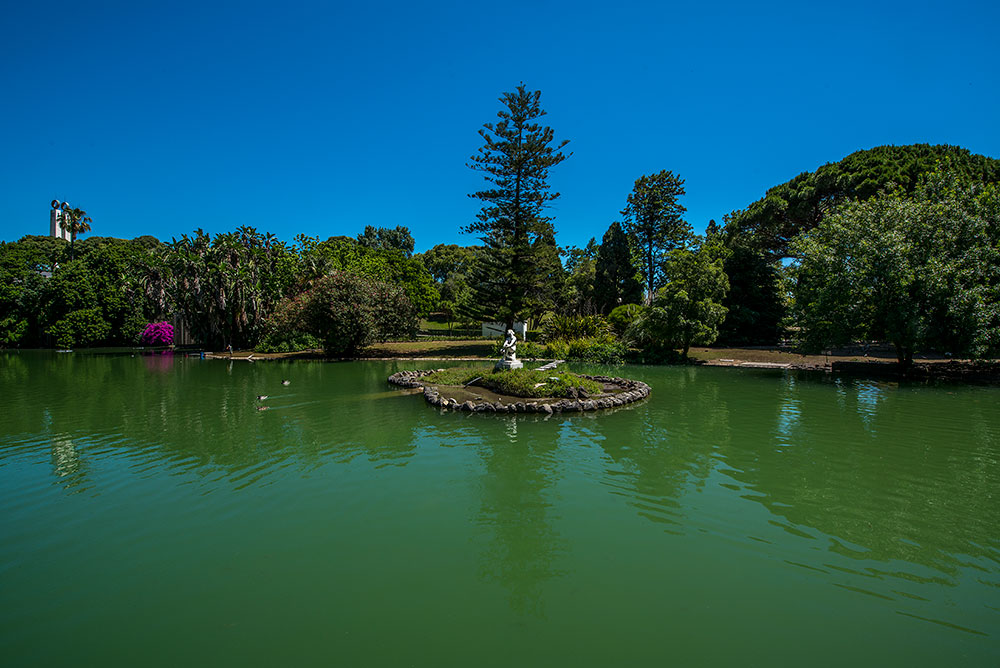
[621,170,690,303]
[594,222,643,313]
[465,85,570,328]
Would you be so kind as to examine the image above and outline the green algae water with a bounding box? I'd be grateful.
[1,351,998,666]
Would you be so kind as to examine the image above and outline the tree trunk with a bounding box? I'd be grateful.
[646,243,654,305]
[894,343,914,370]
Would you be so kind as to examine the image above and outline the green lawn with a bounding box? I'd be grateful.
[362,339,495,358]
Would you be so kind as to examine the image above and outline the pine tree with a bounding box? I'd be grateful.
[465,84,570,328]
[621,170,690,303]
[593,222,643,313]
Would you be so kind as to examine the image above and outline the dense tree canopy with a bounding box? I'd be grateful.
[725,144,1000,257]
[416,244,479,283]
[0,235,165,348]
[791,172,1000,364]
[6,136,999,363]
[719,144,1000,344]
[267,272,416,356]
[163,227,297,349]
[0,224,437,351]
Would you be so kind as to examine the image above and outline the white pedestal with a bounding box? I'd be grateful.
[494,358,523,370]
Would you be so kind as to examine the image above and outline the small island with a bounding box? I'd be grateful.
[389,366,650,414]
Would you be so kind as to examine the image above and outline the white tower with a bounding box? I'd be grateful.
[50,200,72,241]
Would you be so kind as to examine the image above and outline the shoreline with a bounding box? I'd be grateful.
[202,343,1000,383]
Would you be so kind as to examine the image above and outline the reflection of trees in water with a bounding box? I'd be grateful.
[474,417,564,617]
[590,367,1000,585]
[597,367,727,531]
[0,354,423,491]
[722,373,1000,580]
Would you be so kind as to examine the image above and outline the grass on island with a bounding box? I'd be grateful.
[423,366,603,399]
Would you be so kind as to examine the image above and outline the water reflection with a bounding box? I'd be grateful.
[581,365,1000,638]
[473,416,563,617]
[0,352,425,489]
[596,366,724,532]
[722,372,1000,581]
[2,353,998,643]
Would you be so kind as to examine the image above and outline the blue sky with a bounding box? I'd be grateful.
[2,0,997,253]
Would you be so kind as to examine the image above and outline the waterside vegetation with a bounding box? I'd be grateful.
[2,87,999,368]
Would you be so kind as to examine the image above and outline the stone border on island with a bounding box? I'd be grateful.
[388,369,651,414]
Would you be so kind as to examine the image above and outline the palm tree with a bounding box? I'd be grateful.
[58,202,93,258]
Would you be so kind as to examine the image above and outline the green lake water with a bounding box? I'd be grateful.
[1,351,998,666]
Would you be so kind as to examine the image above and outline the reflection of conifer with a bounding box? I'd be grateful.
[476,437,563,616]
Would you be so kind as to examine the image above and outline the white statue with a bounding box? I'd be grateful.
[496,328,523,369]
[501,328,517,360]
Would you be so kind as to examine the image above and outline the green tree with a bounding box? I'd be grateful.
[0,237,69,346]
[465,84,570,329]
[594,222,642,314]
[47,308,110,349]
[74,238,164,343]
[622,170,690,303]
[719,144,1000,344]
[416,244,479,283]
[356,225,416,256]
[309,237,436,316]
[164,227,297,349]
[562,238,599,315]
[790,173,1000,365]
[631,244,729,359]
[717,224,785,345]
[270,272,416,356]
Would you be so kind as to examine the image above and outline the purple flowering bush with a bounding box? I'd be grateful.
[140,321,174,346]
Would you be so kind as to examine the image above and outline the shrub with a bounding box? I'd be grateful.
[255,331,321,354]
[566,337,628,364]
[140,321,174,346]
[608,304,643,337]
[255,296,319,352]
[0,316,27,347]
[265,272,417,356]
[544,340,570,360]
[540,313,610,342]
[47,309,111,349]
